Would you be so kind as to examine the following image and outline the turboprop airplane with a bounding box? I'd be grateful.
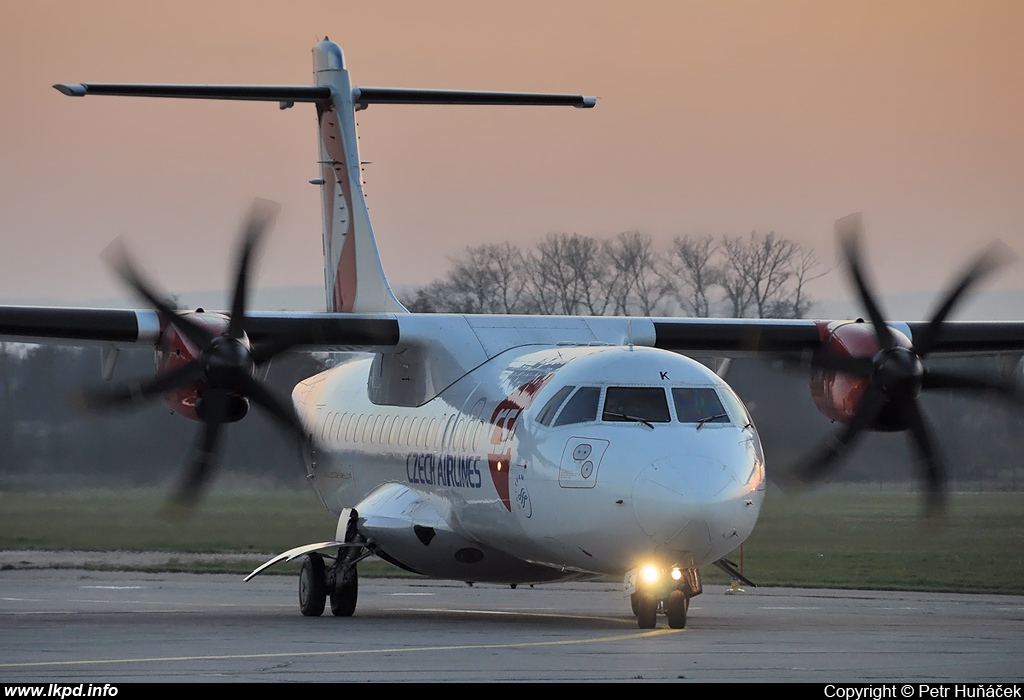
[3,37,1024,629]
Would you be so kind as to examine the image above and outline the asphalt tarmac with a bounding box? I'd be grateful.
[1,569,1022,682]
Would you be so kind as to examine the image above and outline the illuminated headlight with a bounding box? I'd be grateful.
[640,564,661,584]
[670,567,683,581]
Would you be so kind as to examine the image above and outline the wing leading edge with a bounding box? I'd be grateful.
[3,306,1023,357]
[0,307,400,349]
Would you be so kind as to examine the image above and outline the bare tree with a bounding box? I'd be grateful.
[525,233,616,316]
[665,234,719,317]
[786,244,830,318]
[403,228,829,318]
[402,243,530,314]
[719,234,755,317]
[448,243,530,314]
[604,231,672,316]
[718,231,829,318]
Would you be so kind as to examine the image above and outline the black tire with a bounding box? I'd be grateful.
[630,592,640,616]
[330,566,358,617]
[636,592,657,629]
[666,590,688,629]
[299,553,327,617]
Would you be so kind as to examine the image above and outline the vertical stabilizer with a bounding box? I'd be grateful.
[313,39,407,314]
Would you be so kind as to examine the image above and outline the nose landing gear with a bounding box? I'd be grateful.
[631,590,690,629]
[627,566,701,629]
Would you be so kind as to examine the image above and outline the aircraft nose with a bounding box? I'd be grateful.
[631,453,761,562]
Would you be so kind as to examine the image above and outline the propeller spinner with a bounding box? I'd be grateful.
[81,199,312,509]
[791,213,1020,514]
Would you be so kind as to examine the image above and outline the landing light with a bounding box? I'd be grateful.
[671,567,683,581]
[640,564,660,584]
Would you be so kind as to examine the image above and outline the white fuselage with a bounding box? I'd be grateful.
[294,345,766,583]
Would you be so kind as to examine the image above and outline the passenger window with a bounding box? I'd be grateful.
[553,387,601,426]
[453,419,466,451]
[442,415,457,448]
[536,386,575,426]
[672,387,730,424]
[603,387,670,423]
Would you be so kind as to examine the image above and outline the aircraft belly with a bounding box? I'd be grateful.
[353,482,586,583]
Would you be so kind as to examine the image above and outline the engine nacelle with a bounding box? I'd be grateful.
[809,320,913,431]
[154,310,238,422]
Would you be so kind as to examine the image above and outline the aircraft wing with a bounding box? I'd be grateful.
[0,307,400,349]
[649,318,1024,356]
[3,306,1024,357]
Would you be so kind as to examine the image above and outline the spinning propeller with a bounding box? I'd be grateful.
[80,199,311,509]
[791,214,1021,514]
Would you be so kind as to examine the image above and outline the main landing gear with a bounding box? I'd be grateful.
[298,537,367,618]
[628,565,702,629]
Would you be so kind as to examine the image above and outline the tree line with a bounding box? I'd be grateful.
[403,230,830,318]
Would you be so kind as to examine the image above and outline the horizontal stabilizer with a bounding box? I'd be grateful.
[352,87,596,108]
[53,83,331,103]
[53,84,596,109]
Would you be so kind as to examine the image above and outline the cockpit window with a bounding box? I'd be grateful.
[718,386,753,427]
[602,387,671,423]
[553,386,601,426]
[672,387,730,424]
[536,385,575,426]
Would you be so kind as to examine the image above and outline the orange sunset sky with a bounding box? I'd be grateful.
[1,1,1023,311]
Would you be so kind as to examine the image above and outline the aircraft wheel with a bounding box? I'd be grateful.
[299,553,327,617]
[330,566,358,617]
[635,592,657,629]
[666,590,688,629]
[630,592,640,616]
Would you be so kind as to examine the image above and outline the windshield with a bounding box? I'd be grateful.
[672,387,730,424]
[602,387,670,423]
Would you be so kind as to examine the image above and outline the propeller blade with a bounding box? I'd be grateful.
[836,214,896,351]
[899,398,946,516]
[104,239,214,351]
[171,388,228,508]
[912,241,1016,357]
[792,385,888,484]
[226,199,279,340]
[237,374,311,446]
[922,368,1024,405]
[76,361,203,411]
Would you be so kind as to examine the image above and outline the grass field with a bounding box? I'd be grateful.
[1,489,1021,594]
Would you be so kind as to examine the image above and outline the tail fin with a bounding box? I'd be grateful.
[312,40,406,313]
[55,38,595,314]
